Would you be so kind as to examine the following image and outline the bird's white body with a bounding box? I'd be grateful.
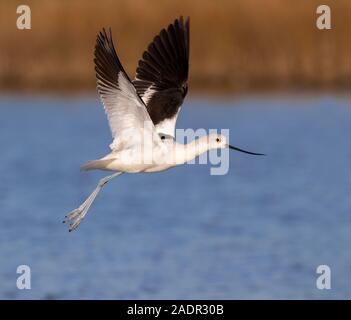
[84,134,225,173]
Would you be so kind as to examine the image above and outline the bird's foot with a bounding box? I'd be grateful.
[63,172,122,232]
[63,189,98,232]
[63,204,87,232]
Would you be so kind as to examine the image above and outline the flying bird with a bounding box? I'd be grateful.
[64,16,264,231]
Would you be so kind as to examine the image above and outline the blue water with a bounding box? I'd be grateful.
[0,95,350,299]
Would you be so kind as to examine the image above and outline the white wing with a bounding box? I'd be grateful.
[94,29,160,148]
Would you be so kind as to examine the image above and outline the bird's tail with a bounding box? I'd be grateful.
[80,159,114,171]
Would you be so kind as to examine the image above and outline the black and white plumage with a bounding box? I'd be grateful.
[94,28,158,145]
[64,17,264,232]
[133,16,190,138]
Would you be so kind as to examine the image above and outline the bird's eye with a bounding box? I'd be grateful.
[161,136,165,140]
[216,138,220,142]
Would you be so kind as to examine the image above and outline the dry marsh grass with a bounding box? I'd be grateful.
[0,0,349,94]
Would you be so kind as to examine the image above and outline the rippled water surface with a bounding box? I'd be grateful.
[0,96,350,299]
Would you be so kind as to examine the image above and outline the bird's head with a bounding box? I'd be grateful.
[208,133,228,149]
[207,133,265,156]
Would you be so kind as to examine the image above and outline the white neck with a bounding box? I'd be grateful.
[174,137,211,164]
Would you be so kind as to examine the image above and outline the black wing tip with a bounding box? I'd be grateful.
[176,16,190,37]
[134,16,190,90]
[94,27,124,91]
[174,16,190,26]
[95,27,113,50]
[170,16,190,40]
[94,26,133,82]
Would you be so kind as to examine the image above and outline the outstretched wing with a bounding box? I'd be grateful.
[95,28,158,147]
[133,16,190,138]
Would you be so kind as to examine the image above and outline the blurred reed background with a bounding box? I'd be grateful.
[0,0,349,94]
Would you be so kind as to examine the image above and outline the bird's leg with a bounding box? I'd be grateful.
[64,172,123,232]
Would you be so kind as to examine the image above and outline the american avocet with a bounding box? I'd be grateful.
[64,17,264,231]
